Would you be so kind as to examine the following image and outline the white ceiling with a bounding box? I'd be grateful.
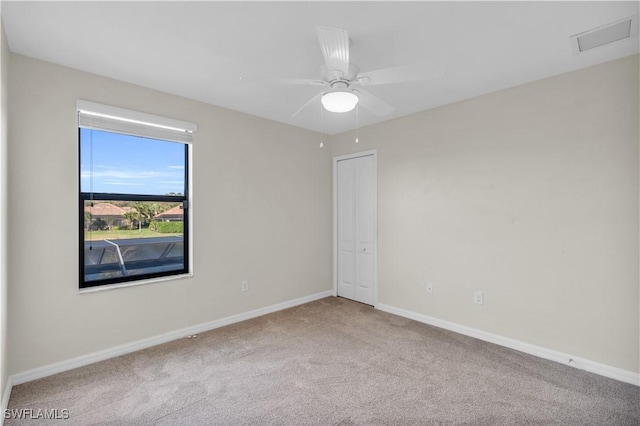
[2,1,639,135]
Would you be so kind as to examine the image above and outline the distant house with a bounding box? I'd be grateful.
[155,205,183,222]
[84,202,127,229]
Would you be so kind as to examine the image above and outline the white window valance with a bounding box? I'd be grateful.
[77,100,197,144]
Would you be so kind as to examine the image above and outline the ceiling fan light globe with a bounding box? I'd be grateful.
[321,91,359,113]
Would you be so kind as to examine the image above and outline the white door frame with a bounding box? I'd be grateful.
[333,149,378,307]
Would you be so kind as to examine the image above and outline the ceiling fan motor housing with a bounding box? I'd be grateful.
[330,80,350,91]
[320,64,360,84]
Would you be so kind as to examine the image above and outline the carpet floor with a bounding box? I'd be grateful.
[5,296,640,425]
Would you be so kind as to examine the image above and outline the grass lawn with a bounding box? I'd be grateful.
[85,228,182,241]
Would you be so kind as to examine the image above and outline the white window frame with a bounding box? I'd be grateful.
[77,100,195,293]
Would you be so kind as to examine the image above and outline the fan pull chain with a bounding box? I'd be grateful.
[319,102,324,148]
[355,104,359,144]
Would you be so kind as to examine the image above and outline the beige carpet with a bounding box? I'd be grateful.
[6,297,640,425]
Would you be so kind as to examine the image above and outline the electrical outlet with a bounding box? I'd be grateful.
[241,280,249,292]
[473,291,484,305]
[426,282,433,294]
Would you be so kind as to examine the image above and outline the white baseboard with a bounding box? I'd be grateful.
[376,303,639,387]
[10,290,333,387]
[1,376,12,426]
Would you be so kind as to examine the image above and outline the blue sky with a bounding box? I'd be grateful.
[80,129,185,195]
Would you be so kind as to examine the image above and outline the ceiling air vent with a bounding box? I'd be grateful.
[570,14,639,54]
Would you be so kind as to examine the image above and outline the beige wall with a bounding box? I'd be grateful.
[332,55,640,373]
[1,15,9,398]
[5,49,639,379]
[7,54,333,375]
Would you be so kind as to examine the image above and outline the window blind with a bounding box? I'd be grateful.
[77,100,196,144]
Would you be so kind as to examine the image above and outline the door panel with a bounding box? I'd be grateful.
[354,155,375,305]
[356,247,375,305]
[337,159,355,300]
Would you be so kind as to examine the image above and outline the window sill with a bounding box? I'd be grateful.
[78,272,193,294]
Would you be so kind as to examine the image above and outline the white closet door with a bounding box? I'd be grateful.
[337,159,356,300]
[337,154,376,305]
[354,155,375,305]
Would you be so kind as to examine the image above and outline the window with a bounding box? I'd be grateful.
[78,101,195,289]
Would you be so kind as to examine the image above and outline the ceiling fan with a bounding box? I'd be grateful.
[287,26,442,117]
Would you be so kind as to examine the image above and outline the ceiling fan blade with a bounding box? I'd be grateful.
[354,89,394,117]
[316,26,350,80]
[292,92,324,118]
[357,63,444,86]
[278,78,327,86]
